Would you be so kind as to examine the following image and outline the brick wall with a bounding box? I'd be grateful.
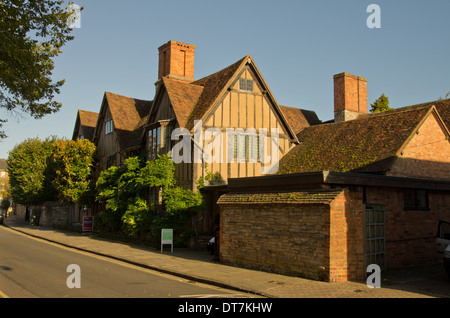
[219,189,365,282]
[220,203,331,281]
[388,111,450,181]
[366,186,450,267]
[329,190,364,281]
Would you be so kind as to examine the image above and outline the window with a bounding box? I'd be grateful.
[148,126,161,158]
[105,120,114,135]
[239,78,254,92]
[233,133,260,161]
[404,189,429,210]
[147,186,161,212]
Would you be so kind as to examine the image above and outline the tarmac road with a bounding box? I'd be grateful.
[0,226,254,298]
[2,214,450,299]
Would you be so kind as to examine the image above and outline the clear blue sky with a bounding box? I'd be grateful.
[1,0,450,159]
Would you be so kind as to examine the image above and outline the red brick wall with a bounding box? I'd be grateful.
[219,203,332,281]
[366,186,450,268]
[388,111,450,181]
[329,190,365,281]
[218,189,365,282]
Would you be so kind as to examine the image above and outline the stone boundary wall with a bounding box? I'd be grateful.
[29,202,74,227]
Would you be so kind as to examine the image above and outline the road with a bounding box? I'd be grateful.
[0,226,252,298]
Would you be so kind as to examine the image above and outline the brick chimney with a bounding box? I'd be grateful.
[158,40,196,82]
[334,72,367,122]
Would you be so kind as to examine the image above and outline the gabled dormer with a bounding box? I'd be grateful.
[93,92,152,171]
[72,110,98,141]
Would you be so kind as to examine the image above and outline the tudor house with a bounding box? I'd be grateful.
[71,41,450,280]
[72,40,320,230]
[144,40,320,191]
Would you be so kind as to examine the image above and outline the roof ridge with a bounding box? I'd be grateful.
[312,104,433,130]
[105,91,152,103]
[185,55,249,130]
[162,76,204,88]
[192,55,249,85]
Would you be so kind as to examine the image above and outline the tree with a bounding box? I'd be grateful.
[370,93,392,113]
[0,1,78,139]
[1,198,10,211]
[7,136,59,205]
[51,139,96,205]
[95,155,203,240]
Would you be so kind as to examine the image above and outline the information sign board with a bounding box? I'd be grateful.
[161,229,173,252]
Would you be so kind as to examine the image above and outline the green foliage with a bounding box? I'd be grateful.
[8,137,95,206]
[1,199,10,211]
[95,155,204,242]
[0,1,79,139]
[121,198,152,237]
[370,93,392,113]
[162,187,203,216]
[7,136,59,205]
[140,154,176,188]
[52,139,96,204]
[94,210,122,232]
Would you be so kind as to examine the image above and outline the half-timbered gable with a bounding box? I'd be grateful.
[143,42,319,191]
[195,55,299,184]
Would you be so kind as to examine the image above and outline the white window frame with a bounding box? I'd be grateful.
[105,120,114,135]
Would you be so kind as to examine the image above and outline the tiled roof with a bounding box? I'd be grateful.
[76,110,98,140]
[217,189,344,205]
[277,105,434,175]
[279,105,321,134]
[163,77,204,128]
[105,92,152,132]
[103,92,152,151]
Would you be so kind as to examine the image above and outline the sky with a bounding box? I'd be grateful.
[1,0,450,159]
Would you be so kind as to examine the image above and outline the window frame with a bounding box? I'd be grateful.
[404,189,429,210]
[232,132,260,162]
[105,119,114,135]
[148,125,161,158]
[238,78,254,92]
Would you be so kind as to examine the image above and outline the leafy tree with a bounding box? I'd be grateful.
[1,198,10,211]
[51,139,96,205]
[370,93,392,113]
[7,136,59,205]
[95,155,203,240]
[0,1,78,138]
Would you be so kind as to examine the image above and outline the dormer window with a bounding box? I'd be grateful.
[239,78,254,92]
[105,120,114,135]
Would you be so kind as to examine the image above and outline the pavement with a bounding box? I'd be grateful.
[2,214,450,298]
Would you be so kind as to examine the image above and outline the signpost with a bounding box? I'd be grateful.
[161,229,173,252]
[82,216,93,234]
